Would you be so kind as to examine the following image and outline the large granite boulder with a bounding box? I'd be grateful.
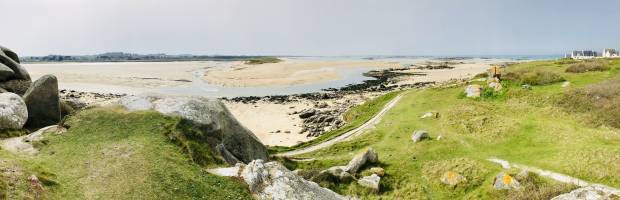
[23,75,61,128]
[0,93,28,129]
[0,63,15,81]
[0,45,30,80]
[119,95,269,164]
[241,160,350,200]
[0,45,31,95]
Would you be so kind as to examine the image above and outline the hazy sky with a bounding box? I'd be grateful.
[2,0,619,56]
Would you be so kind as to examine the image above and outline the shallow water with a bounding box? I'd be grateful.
[159,67,375,97]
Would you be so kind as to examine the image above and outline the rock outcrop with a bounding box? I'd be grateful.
[119,95,269,164]
[0,45,31,95]
[23,75,61,128]
[238,160,351,200]
[0,93,28,129]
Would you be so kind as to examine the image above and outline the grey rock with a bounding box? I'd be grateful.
[241,160,349,200]
[0,46,30,80]
[493,172,520,190]
[0,79,31,95]
[344,148,379,173]
[440,171,466,186]
[23,75,61,128]
[0,93,28,129]
[299,109,316,119]
[551,185,620,200]
[119,95,269,164]
[411,130,430,143]
[0,63,15,81]
[313,166,353,183]
[465,84,482,98]
[0,45,20,63]
[358,174,380,192]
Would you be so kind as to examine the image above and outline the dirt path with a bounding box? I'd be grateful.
[487,157,619,191]
[276,92,406,157]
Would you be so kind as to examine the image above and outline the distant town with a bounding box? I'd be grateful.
[567,48,619,59]
[22,52,276,63]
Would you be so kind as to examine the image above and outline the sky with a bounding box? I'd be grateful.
[1,0,619,56]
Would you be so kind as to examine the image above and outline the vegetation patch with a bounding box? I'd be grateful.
[422,158,490,192]
[2,107,252,199]
[566,60,610,73]
[244,57,282,65]
[0,129,29,139]
[558,75,620,128]
[503,69,565,85]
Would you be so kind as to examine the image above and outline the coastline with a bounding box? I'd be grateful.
[35,57,515,147]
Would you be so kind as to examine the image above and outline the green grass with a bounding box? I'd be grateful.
[283,58,620,199]
[0,107,251,200]
[268,91,401,153]
[244,57,282,65]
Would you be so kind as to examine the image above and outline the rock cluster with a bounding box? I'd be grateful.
[307,148,383,192]
[0,45,62,129]
[119,95,269,164]
[207,160,353,200]
[297,108,344,137]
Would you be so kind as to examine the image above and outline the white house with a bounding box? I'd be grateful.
[603,49,619,58]
[571,50,598,59]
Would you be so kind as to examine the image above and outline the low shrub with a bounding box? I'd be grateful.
[503,70,565,85]
[565,60,610,73]
[558,76,620,128]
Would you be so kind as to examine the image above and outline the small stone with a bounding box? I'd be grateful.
[561,81,571,88]
[411,130,430,143]
[358,174,380,192]
[441,171,466,186]
[420,112,434,119]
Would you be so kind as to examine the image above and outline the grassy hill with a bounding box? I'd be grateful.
[0,107,252,200]
[285,58,620,199]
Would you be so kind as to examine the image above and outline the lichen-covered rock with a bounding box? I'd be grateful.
[493,172,520,190]
[369,167,385,177]
[344,148,379,173]
[411,130,430,143]
[440,170,466,186]
[23,75,61,128]
[465,84,482,98]
[119,95,269,164]
[0,92,28,129]
[241,160,350,200]
[551,185,620,200]
[358,174,380,192]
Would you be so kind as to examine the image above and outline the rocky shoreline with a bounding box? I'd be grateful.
[57,66,440,139]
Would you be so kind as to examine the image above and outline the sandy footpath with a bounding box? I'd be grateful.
[203,59,398,87]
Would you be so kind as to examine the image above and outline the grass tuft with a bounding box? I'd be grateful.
[503,70,565,85]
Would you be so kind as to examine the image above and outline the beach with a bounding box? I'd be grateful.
[24,57,514,146]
